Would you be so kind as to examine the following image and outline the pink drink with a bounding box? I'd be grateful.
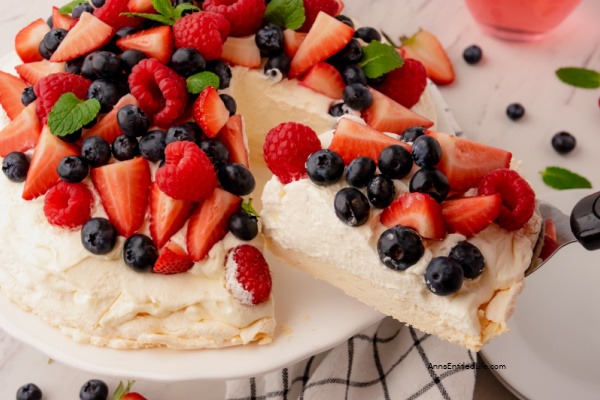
[465,0,581,41]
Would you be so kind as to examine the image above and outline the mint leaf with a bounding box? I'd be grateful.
[541,166,592,190]
[242,199,259,218]
[175,3,201,17]
[152,0,177,20]
[121,12,176,25]
[48,93,101,137]
[555,67,600,89]
[59,0,88,14]
[359,41,404,79]
[264,0,305,31]
[121,0,180,25]
[186,71,220,94]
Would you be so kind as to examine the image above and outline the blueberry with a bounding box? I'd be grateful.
[551,131,576,154]
[412,135,442,168]
[2,152,30,182]
[207,60,232,89]
[21,86,36,106]
[42,28,68,54]
[449,241,485,279]
[328,102,348,117]
[121,49,147,72]
[72,3,94,19]
[16,383,42,400]
[463,45,483,64]
[81,52,98,79]
[378,144,413,179]
[117,105,149,137]
[401,126,426,142]
[139,130,166,162]
[367,175,395,208]
[91,0,106,7]
[377,226,424,270]
[46,15,53,28]
[229,212,259,241]
[79,379,109,400]
[199,139,229,170]
[88,79,120,113]
[331,39,362,66]
[60,129,83,143]
[341,64,367,85]
[409,167,450,203]
[38,41,52,60]
[506,103,525,120]
[334,187,370,226]
[91,51,122,79]
[123,234,158,272]
[182,121,203,140]
[367,74,386,87]
[345,156,376,187]
[81,136,112,167]
[84,117,97,129]
[354,27,381,43]
[112,134,139,160]
[264,53,291,80]
[114,26,138,41]
[66,57,84,75]
[335,15,354,28]
[165,124,197,145]
[81,218,118,255]
[218,163,256,196]
[255,24,284,56]
[220,94,237,116]
[343,83,373,110]
[58,156,89,183]
[424,257,464,296]
[170,48,206,77]
[305,149,344,186]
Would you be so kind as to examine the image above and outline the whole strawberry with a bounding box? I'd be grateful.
[203,0,266,37]
[33,72,91,123]
[113,380,147,400]
[172,12,230,60]
[378,58,427,109]
[300,0,340,32]
[226,244,272,305]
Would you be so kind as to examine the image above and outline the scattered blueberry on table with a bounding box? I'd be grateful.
[551,131,577,154]
[506,102,525,120]
[463,44,483,64]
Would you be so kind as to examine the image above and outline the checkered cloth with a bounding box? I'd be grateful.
[225,317,476,400]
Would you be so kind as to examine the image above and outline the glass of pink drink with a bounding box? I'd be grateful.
[464,0,581,41]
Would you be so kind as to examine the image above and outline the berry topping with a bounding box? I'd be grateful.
[341,64,367,85]
[264,53,292,80]
[218,163,256,196]
[199,138,230,170]
[377,226,424,271]
[377,58,427,109]
[117,26,175,65]
[192,86,230,137]
[255,24,284,56]
[2,152,30,182]
[225,244,272,305]
[149,182,194,248]
[411,135,442,168]
[170,48,206,77]
[221,35,262,68]
[299,0,340,32]
[172,11,230,61]
[41,29,68,59]
[204,0,265,37]
[139,130,167,162]
[378,144,413,179]
[220,93,237,116]
[156,141,218,202]
[80,379,109,400]
[424,257,464,296]
[153,242,195,275]
[401,125,426,142]
[58,155,89,183]
[33,72,91,123]
[441,194,502,237]
[335,15,354,28]
[362,88,433,134]
[112,134,140,160]
[51,6,74,30]
[15,60,67,86]
[299,62,345,99]
[345,156,376,188]
[334,187,370,226]
[409,166,450,203]
[264,122,321,184]
[551,131,576,154]
[400,29,455,85]
[328,102,347,117]
[165,124,198,145]
[81,217,118,255]
[123,233,159,272]
[121,49,147,72]
[282,29,306,58]
[477,169,536,231]
[89,51,122,79]
[72,3,95,19]
[16,383,42,400]
[94,0,141,29]
[117,105,149,137]
[229,211,259,241]
[44,181,93,228]
[87,79,120,112]
[207,60,232,89]
[367,175,395,208]
[354,27,381,43]
[343,83,372,110]
[305,149,345,186]
[506,102,525,120]
[463,45,483,64]
[82,94,139,144]
[217,114,249,167]
[449,241,485,279]
[380,192,445,239]
[15,19,50,63]
[330,39,363,66]
[50,12,115,62]
[21,86,37,107]
[0,70,28,119]
[0,102,42,157]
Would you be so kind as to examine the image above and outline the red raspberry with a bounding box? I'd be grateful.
[94,0,142,29]
[226,244,272,305]
[300,0,340,32]
[33,72,92,123]
[378,58,427,109]
[172,12,230,61]
[128,58,188,127]
[43,182,93,228]
[155,141,218,202]
[203,0,266,37]
[477,169,535,231]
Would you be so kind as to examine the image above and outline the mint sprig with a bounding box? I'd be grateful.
[58,0,88,14]
[48,93,101,137]
[121,0,199,25]
[242,199,259,218]
[264,0,305,31]
[359,41,404,79]
[186,71,220,94]
[555,67,600,89]
[541,166,592,190]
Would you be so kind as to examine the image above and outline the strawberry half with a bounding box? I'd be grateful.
[15,18,50,63]
[91,157,151,237]
[94,0,142,29]
[329,117,410,165]
[153,242,195,275]
[362,88,433,134]
[299,62,345,99]
[283,29,306,58]
[225,244,272,305]
[149,182,195,248]
[51,12,115,62]
[0,102,42,157]
[217,114,249,168]
[186,188,241,262]
[193,86,230,138]
[82,94,138,144]
[51,6,74,30]
[380,192,446,240]
[128,0,156,13]
[116,26,174,65]
[441,194,502,237]
[0,71,28,120]
[400,29,455,85]
[15,60,66,85]
[221,35,261,68]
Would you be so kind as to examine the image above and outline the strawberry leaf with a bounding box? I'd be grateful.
[242,198,259,218]
[121,12,176,26]
[187,71,220,94]
[48,93,101,137]
[556,67,600,89]
[175,3,201,18]
[112,380,135,400]
[264,0,306,31]
[58,0,88,14]
[541,166,592,190]
[359,41,404,79]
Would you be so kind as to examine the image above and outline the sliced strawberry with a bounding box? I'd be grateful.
[441,194,502,237]
[81,94,138,144]
[128,0,156,13]
[15,60,66,85]
[51,12,115,62]
[334,0,345,14]
[94,0,143,29]
[0,71,28,120]
[289,12,354,78]
[0,102,42,157]
[362,88,433,134]
[400,29,455,85]
[186,188,241,262]
[283,29,306,58]
[428,131,512,192]
[329,117,410,165]
[217,114,249,168]
[51,6,74,30]
[192,86,229,138]
[15,19,50,63]
[149,182,195,248]
[380,192,446,240]
[545,219,557,241]
[299,62,344,99]
[116,26,174,65]
[22,126,79,200]
[153,242,195,275]
[91,157,151,236]
[221,35,261,68]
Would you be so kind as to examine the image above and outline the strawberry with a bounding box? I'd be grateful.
[127,0,156,13]
[334,0,345,14]
[121,394,146,400]
[22,126,79,200]
[172,12,230,61]
[203,0,266,37]
[91,157,151,236]
[377,58,427,109]
[400,29,455,85]
[43,182,93,228]
[299,0,341,32]
[51,6,74,30]
[113,381,147,400]
[186,188,241,261]
[289,12,354,78]
[116,26,174,65]
[283,29,306,58]
[153,242,195,274]
[299,62,345,99]
[362,88,433,134]
[0,71,28,120]
[192,86,229,137]
[33,72,92,123]
[94,0,142,29]
[544,219,557,241]
[149,182,195,248]
[81,94,138,144]
[329,117,410,165]
[50,12,115,62]
[225,244,272,305]
[441,194,502,237]
[220,35,261,68]
[15,18,50,63]
[380,192,446,240]
[15,60,66,85]
[0,102,42,157]
[217,114,249,168]
[427,131,512,192]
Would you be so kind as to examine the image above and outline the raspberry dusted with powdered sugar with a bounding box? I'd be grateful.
[225,244,272,305]
[172,12,230,61]
[203,0,266,37]
[33,72,91,123]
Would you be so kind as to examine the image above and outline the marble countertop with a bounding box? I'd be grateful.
[0,0,598,398]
